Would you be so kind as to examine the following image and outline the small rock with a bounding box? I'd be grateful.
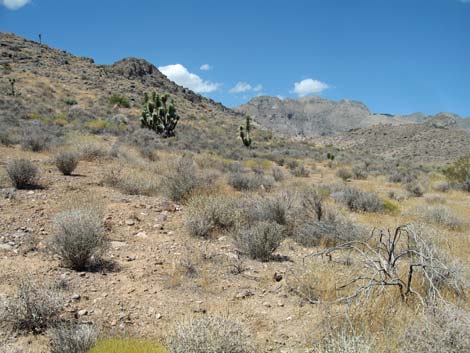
[263,302,271,308]
[236,289,254,299]
[77,309,88,316]
[155,313,162,320]
[125,219,135,226]
[273,272,283,282]
[135,231,147,238]
[71,294,81,300]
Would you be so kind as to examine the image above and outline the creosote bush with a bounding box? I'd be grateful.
[50,200,108,271]
[6,159,40,189]
[443,155,470,192]
[1,279,64,334]
[234,221,284,261]
[55,151,79,175]
[406,182,425,197]
[168,315,253,353]
[49,324,98,353]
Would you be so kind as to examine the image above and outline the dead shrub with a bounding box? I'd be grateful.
[1,279,64,334]
[234,221,284,261]
[6,159,40,189]
[332,187,384,213]
[49,324,98,353]
[55,151,79,175]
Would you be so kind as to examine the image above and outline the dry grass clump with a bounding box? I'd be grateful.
[311,332,372,353]
[101,167,159,196]
[234,221,284,261]
[75,142,108,161]
[168,315,253,353]
[6,159,40,189]
[49,197,108,271]
[331,186,384,213]
[49,324,98,353]
[389,169,417,184]
[1,279,64,334]
[401,303,470,353]
[418,205,464,230]
[424,193,446,204]
[185,194,240,238]
[55,151,79,175]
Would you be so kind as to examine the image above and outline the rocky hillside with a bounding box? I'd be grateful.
[236,96,470,137]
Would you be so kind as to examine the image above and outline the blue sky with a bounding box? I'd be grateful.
[1,0,470,116]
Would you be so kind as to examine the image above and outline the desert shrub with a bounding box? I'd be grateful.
[50,202,108,270]
[424,194,446,204]
[55,151,79,175]
[89,339,166,353]
[272,167,285,182]
[351,165,368,180]
[311,333,372,353]
[6,159,40,189]
[389,169,417,183]
[444,155,470,189]
[139,146,159,161]
[0,130,15,146]
[286,159,299,170]
[49,324,98,353]
[228,172,274,191]
[382,198,400,214]
[401,304,470,353]
[245,192,298,230]
[168,315,253,353]
[431,180,449,192]
[162,157,215,202]
[331,187,384,212]
[20,131,51,152]
[108,93,130,108]
[109,171,159,196]
[294,207,364,247]
[336,168,352,181]
[291,164,310,177]
[406,182,425,197]
[76,143,108,161]
[1,279,64,334]
[420,205,463,230]
[234,221,284,261]
[185,194,240,237]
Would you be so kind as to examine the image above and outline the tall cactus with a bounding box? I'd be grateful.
[240,115,252,147]
[140,92,179,138]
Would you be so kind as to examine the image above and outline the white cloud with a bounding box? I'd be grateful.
[292,78,329,97]
[229,82,263,94]
[1,0,30,10]
[199,64,212,71]
[159,64,220,93]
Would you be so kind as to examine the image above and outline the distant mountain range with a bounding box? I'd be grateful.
[236,96,470,137]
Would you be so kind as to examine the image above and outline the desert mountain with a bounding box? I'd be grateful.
[236,96,470,137]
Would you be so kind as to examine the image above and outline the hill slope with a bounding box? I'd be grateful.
[236,96,470,137]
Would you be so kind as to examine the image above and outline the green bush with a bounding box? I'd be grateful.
[88,339,166,353]
[444,155,470,192]
[108,94,130,108]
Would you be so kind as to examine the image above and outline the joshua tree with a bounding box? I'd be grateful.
[8,78,16,96]
[240,116,252,148]
[140,92,179,138]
